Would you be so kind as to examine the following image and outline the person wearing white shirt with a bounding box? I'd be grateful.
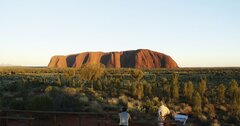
[158,101,170,126]
[119,107,131,126]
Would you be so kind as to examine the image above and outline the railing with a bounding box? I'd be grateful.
[0,110,182,126]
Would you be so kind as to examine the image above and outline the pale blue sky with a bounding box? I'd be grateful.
[0,0,240,67]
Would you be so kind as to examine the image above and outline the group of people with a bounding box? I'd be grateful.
[118,101,184,126]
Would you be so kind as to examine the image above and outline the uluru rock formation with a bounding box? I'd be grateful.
[48,49,179,68]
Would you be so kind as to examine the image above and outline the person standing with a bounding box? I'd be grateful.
[158,101,170,126]
[119,107,131,126]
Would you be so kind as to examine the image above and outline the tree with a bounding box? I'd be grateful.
[136,81,144,100]
[101,77,108,91]
[132,82,137,98]
[64,73,71,86]
[164,81,171,99]
[151,74,157,83]
[72,79,76,87]
[198,78,207,97]
[183,81,194,101]
[78,63,105,90]
[130,69,144,100]
[228,79,238,102]
[143,81,152,97]
[226,80,240,115]
[193,91,202,116]
[95,80,102,91]
[125,80,131,90]
[172,73,179,101]
[56,75,62,86]
[115,78,121,89]
[131,81,144,100]
[217,84,225,103]
[233,87,240,113]
[132,69,144,81]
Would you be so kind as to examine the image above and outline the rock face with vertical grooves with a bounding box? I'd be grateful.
[48,49,179,68]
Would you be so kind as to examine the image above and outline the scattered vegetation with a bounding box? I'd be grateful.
[0,66,240,125]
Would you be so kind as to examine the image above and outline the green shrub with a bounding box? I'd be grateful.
[10,97,26,110]
[28,95,53,111]
[86,101,103,112]
[64,87,77,96]
[78,94,89,106]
